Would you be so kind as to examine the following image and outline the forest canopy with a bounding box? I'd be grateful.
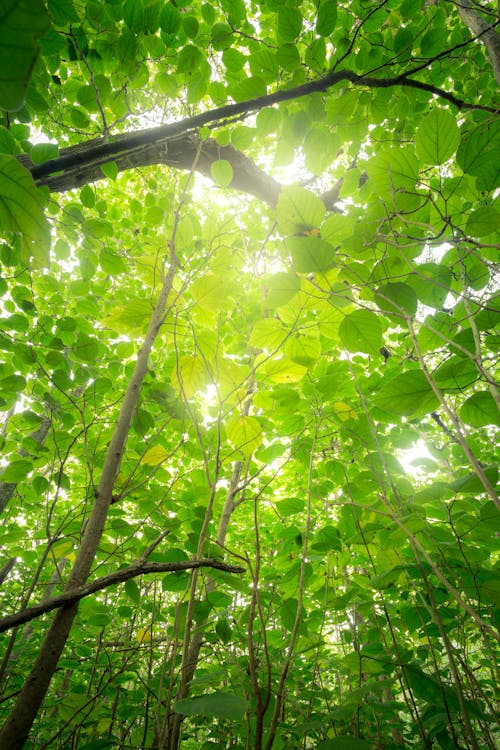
[0,1,499,749]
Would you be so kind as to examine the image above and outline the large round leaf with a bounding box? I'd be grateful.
[416,109,460,165]
[366,147,418,193]
[276,187,326,235]
[287,235,336,274]
[407,262,452,308]
[373,370,439,418]
[226,415,262,457]
[339,310,383,356]
[465,206,500,237]
[460,391,500,427]
[174,692,247,720]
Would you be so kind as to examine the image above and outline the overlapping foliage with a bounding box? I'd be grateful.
[0,1,499,749]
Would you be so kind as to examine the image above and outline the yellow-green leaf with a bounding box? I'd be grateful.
[210,159,233,187]
[249,318,286,350]
[339,310,383,356]
[141,446,171,466]
[276,186,326,235]
[263,358,308,383]
[173,355,208,398]
[191,273,234,313]
[226,415,262,457]
[103,300,152,334]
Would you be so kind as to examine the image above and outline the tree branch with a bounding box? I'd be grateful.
[19,133,283,205]
[22,66,495,191]
[0,558,245,634]
[454,0,500,83]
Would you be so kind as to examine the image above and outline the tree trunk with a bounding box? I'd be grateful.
[0,258,178,749]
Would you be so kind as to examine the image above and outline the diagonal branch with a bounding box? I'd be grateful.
[18,133,283,205]
[22,65,495,192]
[0,558,245,634]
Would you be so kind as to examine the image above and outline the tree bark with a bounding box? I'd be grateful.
[19,133,283,206]
[454,0,500,84]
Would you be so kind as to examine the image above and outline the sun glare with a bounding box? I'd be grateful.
[398,440,436,477]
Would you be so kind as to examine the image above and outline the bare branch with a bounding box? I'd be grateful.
[0,558,245,634]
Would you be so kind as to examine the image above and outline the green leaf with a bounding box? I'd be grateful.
[99,161,118,180]
[311,525,341,552]
[373,371,439,418]
[249,318,286,350]
[277,497,304,515]
[0,155,50,264]
[182,15,199,39]
[124,579,141,604]
[287,235,336,274]
[285,333,321,365]
[173,355,208,398]
[374,283,418,318]
[451,465,498,494]
[210,159,233,187]
[222,48,246,73]
[473,293,499,330]
[226,415,262,457]
[276,43,300,71]
[0,0,50,111]
[100,249,127,275]
[191,273,234,313]
[231,75,267,101]
[366,147,418,193]
[280,597,299,631]
[415,109,460,165]
[159,3,181,34]
[465,207,500,237]
[1,458,32,482]
[303,129,338,175]
[264,272,300,307]
[407,262,452,308]
[215,617,232,644]
[263,357,308,383]
[277,187,326,235]
[174,692,247,720]
[339,310,383,356]
[393,28,413,54]
[432,357,478,391]
[141,446,171,466]
[211,22,233,50]
[457,120,500,190]
[79,185,95,208]
[317,738,371,750]
[460,391,500,427]
[103,300,151,334]
[30,143,59,165]
[249,49,279,83]
[278,7,302,42]
[316,1,337,36]
[0,124,18,153]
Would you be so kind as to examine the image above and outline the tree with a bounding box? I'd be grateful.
[0,0,498,748]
